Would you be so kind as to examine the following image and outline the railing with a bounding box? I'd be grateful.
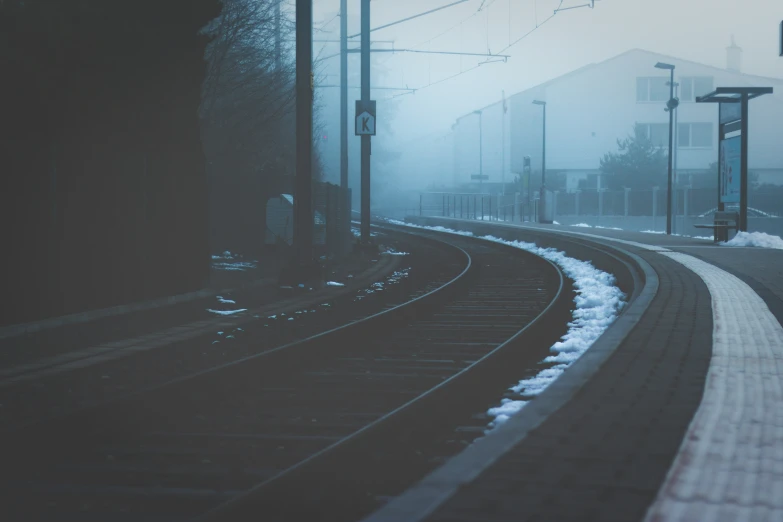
[414,187,783,235]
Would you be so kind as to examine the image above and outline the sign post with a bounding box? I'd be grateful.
[355,100,376,136]
[359,0,373,245]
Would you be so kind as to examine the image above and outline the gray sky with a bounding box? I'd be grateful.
[311,0,782,142]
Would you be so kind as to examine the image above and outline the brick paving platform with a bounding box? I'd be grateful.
[364,218,783,522]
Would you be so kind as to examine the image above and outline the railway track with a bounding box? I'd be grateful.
[0,228,457,432]
[1,225,574,522]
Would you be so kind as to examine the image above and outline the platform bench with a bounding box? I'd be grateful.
[693,210,739,242]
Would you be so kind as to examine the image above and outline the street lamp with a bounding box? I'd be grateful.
[668,80,680,234]
[655,61,677,235]
[532,100,550,223]
[474,109,483,191]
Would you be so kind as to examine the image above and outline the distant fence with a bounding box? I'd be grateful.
[415,188,783,236]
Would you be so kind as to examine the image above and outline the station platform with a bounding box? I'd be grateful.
[364,217,783,522]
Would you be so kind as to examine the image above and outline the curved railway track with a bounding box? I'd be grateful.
[0,228,459,432]
[1,225,575,522]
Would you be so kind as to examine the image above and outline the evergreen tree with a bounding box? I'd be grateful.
[599,124,667,190]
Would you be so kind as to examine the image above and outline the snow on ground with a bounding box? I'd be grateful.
[388,219,627,429]
[721,231,783,249]
[216,296,236,304]
[571,223,592,228]
[481,234,626,429]
[326,281,345,287]
[351,229,378,238]
[206,308,248,316]
[211,251,257,271]
[211,261,257,271]
[640,230,712,241]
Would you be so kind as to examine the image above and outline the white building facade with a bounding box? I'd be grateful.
[452,48,783,193]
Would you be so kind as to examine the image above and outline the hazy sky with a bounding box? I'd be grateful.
[310,0,782,143]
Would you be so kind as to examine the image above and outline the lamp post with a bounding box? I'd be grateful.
[532,100,549,223]
[474,109,483,191]
[655,62,677,235]
[669,80,679,234]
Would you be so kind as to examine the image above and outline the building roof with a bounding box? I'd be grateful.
[455,48,783,123]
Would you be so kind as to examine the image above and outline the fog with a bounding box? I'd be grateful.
[309,0,783,214]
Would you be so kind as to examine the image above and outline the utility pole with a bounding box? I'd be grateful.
[340,0,349,253]
[501,90,506,195]
[275,0,282,70]
[294,0,313,267]
[360,0,371,243]
[478,111,483,192]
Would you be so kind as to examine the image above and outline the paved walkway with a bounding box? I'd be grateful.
[364,219,783,522]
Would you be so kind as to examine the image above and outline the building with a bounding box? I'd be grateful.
[452,45,783,194]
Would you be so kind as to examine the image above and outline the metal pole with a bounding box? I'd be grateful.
[294,0,313,266]
[672,82,679,234]
[340,0,349,252]
[666,68,674,235]
[718,121,725,214]
[501,90,506,195]
[479,111,483,192]
[740,93,749,232]
[360,0,371,243]
[542,103,547,187]
[538,102,548,223]
[275,0,282,70]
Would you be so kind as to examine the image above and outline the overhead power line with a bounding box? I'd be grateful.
[347,0,470,39]
[319,47,508,61]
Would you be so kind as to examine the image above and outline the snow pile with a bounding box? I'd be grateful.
[553,221,561,225]
[216,296,235,304]
[206,308,248,316]
[390,219,627,429]
[326,281,345,287]
[722,231,783,249]
[351,229,378,238]
[211,250,235,260]
[570,223,592,228]
[211,251,257,271]
[640,230,714,241]
[594,225,623,230]
[479,234,626,428]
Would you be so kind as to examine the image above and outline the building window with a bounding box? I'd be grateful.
[679,77,714,102]
[678,123,713,148]
[637,123,670,147]
[636,77,670,102]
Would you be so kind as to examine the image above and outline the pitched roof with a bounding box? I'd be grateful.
[455,48,782,123]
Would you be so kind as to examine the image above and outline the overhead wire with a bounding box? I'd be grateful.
[381,0,567,100]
